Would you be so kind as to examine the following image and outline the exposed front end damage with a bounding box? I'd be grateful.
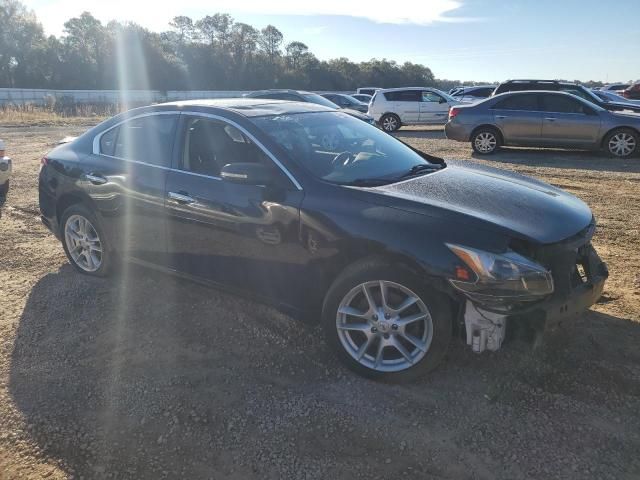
[457,220,608,353]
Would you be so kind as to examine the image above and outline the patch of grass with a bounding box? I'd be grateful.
[0,103,117,126]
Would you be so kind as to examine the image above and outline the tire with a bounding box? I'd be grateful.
[322,259,452,382]
[471,127,501,154]
[604,128,638,158]
[60,203,113,277]
[0,180,8,199]
[380,114,401,132]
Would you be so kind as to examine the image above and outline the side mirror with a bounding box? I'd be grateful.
[220,163,273,186]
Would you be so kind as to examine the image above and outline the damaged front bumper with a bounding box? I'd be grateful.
[463,240,608,353]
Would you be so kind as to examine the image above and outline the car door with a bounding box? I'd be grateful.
[388,90,421,123]
[490,93,543,145]
[539,94,602,147]
[419,90,450,123]
[164,114,308,306]
[91,112,178,266]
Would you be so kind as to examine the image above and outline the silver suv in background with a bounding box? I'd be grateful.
[368,87,461,132]
[445,91,640,157]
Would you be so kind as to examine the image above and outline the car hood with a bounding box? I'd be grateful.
[369,161,593,244]
[343,109,373,120]
[605,101,640,113]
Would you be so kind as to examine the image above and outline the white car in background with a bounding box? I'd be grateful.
[368,87,461,132]
[0,139,10,200]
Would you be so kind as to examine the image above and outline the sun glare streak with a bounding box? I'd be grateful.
[99,25,157,444]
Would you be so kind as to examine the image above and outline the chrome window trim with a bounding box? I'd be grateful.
[92,110,303,190]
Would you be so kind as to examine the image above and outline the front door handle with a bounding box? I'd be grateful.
[544,117,557,121]
[168,191,196,204]
[495,115,507,119]
[85,173,107,185]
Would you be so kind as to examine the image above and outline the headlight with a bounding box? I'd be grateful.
[446,244,553,302]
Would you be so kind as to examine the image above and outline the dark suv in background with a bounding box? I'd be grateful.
[493,80,640,113]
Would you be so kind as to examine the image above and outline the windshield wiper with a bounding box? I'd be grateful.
[340,178,395,187]
[396,163,444,180]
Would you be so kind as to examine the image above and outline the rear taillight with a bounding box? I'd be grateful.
[40,156,49,172]
[449,107,460,120]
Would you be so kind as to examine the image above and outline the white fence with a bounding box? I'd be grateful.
[0,88,249,106]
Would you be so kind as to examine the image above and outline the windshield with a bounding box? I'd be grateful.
[252,111,437,185]
[341,94,366,106]
[301,93,340,109]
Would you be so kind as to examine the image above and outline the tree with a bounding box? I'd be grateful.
[169,16,194,44]
[285,41,308,70]
[259,25,283,63]
[195,15,217,45]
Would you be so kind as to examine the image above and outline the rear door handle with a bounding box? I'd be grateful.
[168,191,196,204]
[85,173,107,185]
[544,117,556,121]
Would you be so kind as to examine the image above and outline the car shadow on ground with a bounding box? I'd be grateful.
[472,148,640,173]
[8,265,640,478]
[393,128,445,140]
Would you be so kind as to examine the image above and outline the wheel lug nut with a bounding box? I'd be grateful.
[384,313,391,319]
[392,324,398,330]
[371,327,378,333]
[383,333,390,339]
[372,314,378,321]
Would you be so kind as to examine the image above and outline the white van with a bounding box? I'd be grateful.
[368,87,461,132]
[356,87,382,96]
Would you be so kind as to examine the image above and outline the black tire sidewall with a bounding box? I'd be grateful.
[60,203,112,277]
[322,260,452,382]
[604,128,638,158]
[380,114,401,132]
[471,128,500,154]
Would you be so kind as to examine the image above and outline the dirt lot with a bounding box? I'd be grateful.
[1,124,639,480]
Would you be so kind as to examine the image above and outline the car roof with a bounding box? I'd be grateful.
[154,98,333,117]
[500,79,579,87]
[245,89,313,96]
[378,87,438,92]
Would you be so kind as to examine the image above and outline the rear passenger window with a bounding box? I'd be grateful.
[384,90,421,102]
[493,94,540,111]
[542,95,589,114]
[113,114,178,167]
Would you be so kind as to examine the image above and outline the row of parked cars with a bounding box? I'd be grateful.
[343,80,640,158]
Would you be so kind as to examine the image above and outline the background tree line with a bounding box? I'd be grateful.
[0,0,607,92]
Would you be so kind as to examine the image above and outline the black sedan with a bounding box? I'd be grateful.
[39,99,607,381]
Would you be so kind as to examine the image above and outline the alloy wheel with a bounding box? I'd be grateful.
[336,280,433,372]
[382,116,398,132]
[474,132,497,153]
[64,214,103,272]
[608,132,636,157]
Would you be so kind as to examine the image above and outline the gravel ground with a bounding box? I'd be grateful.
[0,124,639,480]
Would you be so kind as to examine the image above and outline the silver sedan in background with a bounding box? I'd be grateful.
[0,139,10,200]
[445,91,640,158]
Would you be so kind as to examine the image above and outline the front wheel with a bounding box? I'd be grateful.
[604,128,638,158]
[471,127,501,154]
[322,261,452,381]
[61,203,113,277]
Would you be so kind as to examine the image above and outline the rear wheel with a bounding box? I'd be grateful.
[322,260,452,381]
[471,127,501,154]
[380,114,401,132]
[61,204,113,277]
[604,128,638,158]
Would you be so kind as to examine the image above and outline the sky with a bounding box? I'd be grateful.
[22,0,640,82]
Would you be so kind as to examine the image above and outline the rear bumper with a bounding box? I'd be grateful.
[444,122,471,141]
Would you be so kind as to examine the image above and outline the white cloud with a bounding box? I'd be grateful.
[26,0,466,35]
